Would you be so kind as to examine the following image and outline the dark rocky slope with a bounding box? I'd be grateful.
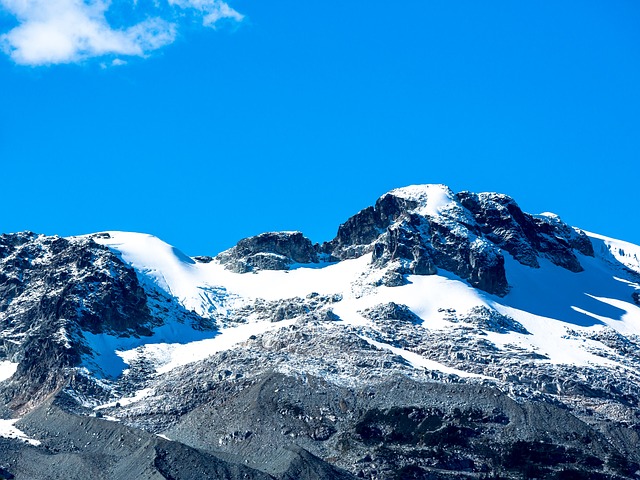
[0,232,209,412]
[325,186,593,295]
[163,372,639,479]
[0,393,356,480]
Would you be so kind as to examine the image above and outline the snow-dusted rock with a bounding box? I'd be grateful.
[217,231,320,273]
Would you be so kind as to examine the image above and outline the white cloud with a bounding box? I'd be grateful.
[0,0,242,66]
[202,3,244,27]
[168,0,244,27]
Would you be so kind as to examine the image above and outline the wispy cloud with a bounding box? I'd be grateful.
[167,0,244,27]
[0,0,243,66]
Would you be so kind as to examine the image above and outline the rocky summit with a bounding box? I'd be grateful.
[1,184,640,480]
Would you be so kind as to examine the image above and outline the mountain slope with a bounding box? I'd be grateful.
[1,184,639,479]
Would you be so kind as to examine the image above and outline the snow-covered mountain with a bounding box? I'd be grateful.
[1,184,639,479]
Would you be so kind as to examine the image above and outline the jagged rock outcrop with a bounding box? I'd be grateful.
[0,233,155,408]
[325,185,593,296]
[0,232,209,410]
[325,186,508,295]
[0,232,151,337]
[456,192,594,271]
[224,293,342,324]
[217,232,319,273]
[454,306,529,335]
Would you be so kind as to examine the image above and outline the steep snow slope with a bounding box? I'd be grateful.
[0,361,18,383]
[589,231,640,273]
[90,231,230,318]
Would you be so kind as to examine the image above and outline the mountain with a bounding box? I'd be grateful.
[1,184,640,479]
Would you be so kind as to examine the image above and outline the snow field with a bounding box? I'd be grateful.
[82,226,640,391]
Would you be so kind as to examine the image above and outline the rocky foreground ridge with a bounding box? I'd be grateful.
[1,184,639,479]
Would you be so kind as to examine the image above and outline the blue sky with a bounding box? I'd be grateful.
[1,1,639,255]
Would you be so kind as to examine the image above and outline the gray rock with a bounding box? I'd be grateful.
[327,191,509,295]
[158,372,635,480]
[323,188,596,296]
[0,399,275,480]
[217,232,319,273]
[359,302,423,325]
[0,233,210,410]
[457,306,529,334]
[456,191,594,271]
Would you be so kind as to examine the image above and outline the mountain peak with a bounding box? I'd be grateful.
[325,184,594,295]
[385,183,456,217]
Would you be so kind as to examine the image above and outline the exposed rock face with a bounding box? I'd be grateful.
[217,232,319,273]
[325,189,499,294]
[326,187,508,295]
[0,233,156,409]
[0,232,151,337]
[633,292,640,307]
[328,193,417,259]
[0,233,211,410]
[325,185,593,296]
[456,192,594,271]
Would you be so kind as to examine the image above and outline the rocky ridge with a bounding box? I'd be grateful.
[325,185,594,295]
[215,185,593,298]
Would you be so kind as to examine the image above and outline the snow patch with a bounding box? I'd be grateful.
[489,253,640,367]
[120,318,298,375]
[587,231,640,274]
[388,184,456,217]
[0,419,41,446]
[95,388,153,410]
[0,361,18,382]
